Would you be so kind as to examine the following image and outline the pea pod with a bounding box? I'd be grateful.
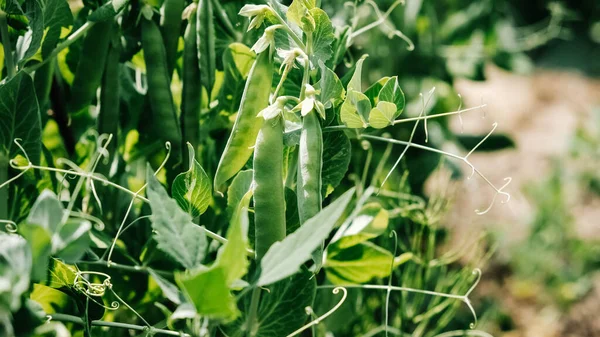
[297,110,323,224]
[141,16,181,151]
[98,30,121,175]
[33,61,54,113]
[160,0,185,76]
[181,6,201,166]
[214,51,273,192]
[68,21,112,112]
[253,115,286,260]
[197,0,216,96]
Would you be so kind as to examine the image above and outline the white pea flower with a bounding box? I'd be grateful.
[258,97,287,120]
[296,84,325,119]
[251,25,280,54]
[277,48,306,73]
[239,5,271,31]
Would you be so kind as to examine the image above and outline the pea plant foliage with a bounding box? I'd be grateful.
[0,0,511,336]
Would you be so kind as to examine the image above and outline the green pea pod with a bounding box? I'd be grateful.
[141,17,181,150]
[253,115,286,260]
[181,7,201,165]
[297,110,323,224]
[160,0,185,76]
[214,51,273,192]
[68,21,112,112]
[98,30,121,175]
[197,0,216,96]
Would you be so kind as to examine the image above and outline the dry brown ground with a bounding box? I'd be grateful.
[428,64,600,337]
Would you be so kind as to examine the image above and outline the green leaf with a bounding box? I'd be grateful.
[27,190,64,235]
[19,224,51,282]
[46,259,76,289]
[310,8,335,65]
[378,76,405,116]
[226,169,253,219]
[343,202,389,240]
[340,90,370,129]
[176,205,250,321]
[0,71,42,165]
[53,219,91,264]
[225,267,316,337]
[258,188,355,286]
[321,131,351,197]
[198,0,216,96]
[148,268,185,305]
[89,0,129,22]
[146,165,208,270]
[347,55,368,92]
[38,0,73,59]
[368,101,397,129]
[172,144,212,218]
[218,43,256,115]
[29,284,71,314]
[456,133,515,152]
[363,77,391,106]
[177,265,239,320]
[318,62,345,109]
[287,0,316,29]
[325,240,393,284]
[0,233,32,312]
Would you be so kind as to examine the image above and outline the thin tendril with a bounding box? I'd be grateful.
[457,94,464,133]
[379,87,436,191]
[385,230,398,337]
[107,142,172,265]
[318,268,483,330]
[69,211,105,231]
[286,287,348,337]
[0,220,18,232]
[351,0,414,51]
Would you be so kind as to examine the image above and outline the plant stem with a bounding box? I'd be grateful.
[211,0,240,41]
[79,260,172,278]
[245,287,262,337]
[0,155,7,221]
[267,3,306,51]
[0,10,16,78]
[47,313,190,337]
[24,21,96,74]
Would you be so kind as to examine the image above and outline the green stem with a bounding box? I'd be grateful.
[24,21,96,74]
[268,3,306,51]
[79,260,172,278]
[47,313,189,337]
[0,155,7,221]
[0,11,15,78]
[211,0,240,41]
[245,287,262,337]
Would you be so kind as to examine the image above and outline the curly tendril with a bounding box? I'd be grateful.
[286,287,348,337]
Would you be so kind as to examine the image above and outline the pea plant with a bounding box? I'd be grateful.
[0,0,511,336]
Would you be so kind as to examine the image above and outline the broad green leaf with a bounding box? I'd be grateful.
[318,62,345,109]
[27,190,63,235]
[0,71,42,165]
[198,0,216,95]
[226,170,253,219]
[146,166,208,270]
[225,267,316,337]
[321,131,351,197]
[88,0,129,22]
[46,259,76,289]
[340,90,370,129]
[310,8,335,65]
[177,265,239,320]
[21,0,73,62]
[19,224,51,282]
[0,233,32,312]
[368,101,397,129]
[343,202,389,239]
[149,268,185,305]
[218,43,256,115]
[378,76,405,116]
[258,188,355,286]
[176,206,250,321]
[287,0,316,29]
[347,55,368,92]
[53,219,91,263]
[325,241,393,284]
[363,77,391,106]
[29,284,71,314]
[172,144,212,218]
